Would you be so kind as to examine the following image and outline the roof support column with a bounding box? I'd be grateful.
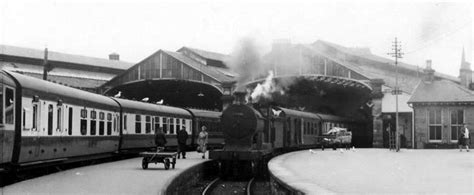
[370,78,385,148]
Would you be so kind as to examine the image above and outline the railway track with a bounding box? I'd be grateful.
[202,177,255,195]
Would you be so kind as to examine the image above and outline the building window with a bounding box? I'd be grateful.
[428,109,442,141]
[450,109,464,141]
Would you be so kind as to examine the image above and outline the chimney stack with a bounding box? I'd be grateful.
[109,53,120,61]
[423,60,435,83]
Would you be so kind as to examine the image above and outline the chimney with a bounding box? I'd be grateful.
[233,88,247,105]
[459,48,472,88]
[423,60,435,83]
[109,53,120,61]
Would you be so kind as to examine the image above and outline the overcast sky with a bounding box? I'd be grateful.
[0,0,472,77]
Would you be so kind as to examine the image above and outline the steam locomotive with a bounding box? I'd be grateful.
[0,70,221,176]
[209,91,363,176]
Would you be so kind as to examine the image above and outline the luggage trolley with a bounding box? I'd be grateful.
[139,149,177,170]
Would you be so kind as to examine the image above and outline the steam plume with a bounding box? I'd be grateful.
[227,37,263,90]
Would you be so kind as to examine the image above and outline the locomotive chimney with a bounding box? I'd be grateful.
[233,90,247,105]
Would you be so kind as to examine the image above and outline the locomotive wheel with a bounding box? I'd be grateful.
[142,158,148,169]
[164,159,170,170]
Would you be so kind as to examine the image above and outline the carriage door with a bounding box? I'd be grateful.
[1,83,16,164]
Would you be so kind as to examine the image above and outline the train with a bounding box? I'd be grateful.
[209,91,364,177]
[0,70,222,175]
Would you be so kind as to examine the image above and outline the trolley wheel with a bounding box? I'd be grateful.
[172,162,176,169]
[142,158,148,169]
[164,159,170,170]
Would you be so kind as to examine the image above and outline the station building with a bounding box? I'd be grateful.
[262,40,464,148]
[0,44,133,92]
[408,56,474,149]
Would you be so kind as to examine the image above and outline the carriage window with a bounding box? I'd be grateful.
[0,84,3,124]
[80,108,88,135]
[124,115,128,130]
[154,117,160,132]
[107,113,112,135]
[80,119,87,135]
[90,110,97,135]
[152,117,155,132]
[163,117,168,134]
[81,109,87,118]
[5,88,15,124]
[99,112,104,135]
[48,104,53,135]
[68,107,73,135]
[176,118,181,131]
[170,118,175,134]
[113,114,117,132]
[32,104,38,130]
[135,115,142,133]
[145,116,151,134]
[22,108,26,128]
[57,107,63,132]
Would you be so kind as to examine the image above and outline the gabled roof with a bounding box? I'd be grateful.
[310,40,460,93]
[178,47,229,62]
[408,79,474,103]
[163,50,234,82]
[314,40,459,82]
[0,44,134,70]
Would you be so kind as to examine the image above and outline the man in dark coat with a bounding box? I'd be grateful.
[177,127,188,159]
[155,127,167,151]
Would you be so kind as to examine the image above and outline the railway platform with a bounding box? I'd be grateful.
[269,149,474,194]
[1,151,209,194]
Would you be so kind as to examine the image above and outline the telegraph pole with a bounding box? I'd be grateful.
[387,37,403,152]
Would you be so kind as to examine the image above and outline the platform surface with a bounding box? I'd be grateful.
[2,151,208,194]
[269,149,474,194]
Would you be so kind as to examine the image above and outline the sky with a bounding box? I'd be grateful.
[0,0,472,77]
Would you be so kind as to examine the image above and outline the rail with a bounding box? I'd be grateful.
[202,177,255,195]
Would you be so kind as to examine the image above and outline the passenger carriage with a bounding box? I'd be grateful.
[185,108,222,150]
[0,70,121,170]
[112,98,193,152]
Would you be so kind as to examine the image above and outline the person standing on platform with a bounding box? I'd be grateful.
[177,127,188,159]
[155,127,167,152]
[459,124,470,152]
[197,126,209,159]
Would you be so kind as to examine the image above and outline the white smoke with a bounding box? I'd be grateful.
[250,71,276,102]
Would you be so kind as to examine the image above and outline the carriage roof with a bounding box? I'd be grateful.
[4,70,118,108]
[112,97,192,118]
